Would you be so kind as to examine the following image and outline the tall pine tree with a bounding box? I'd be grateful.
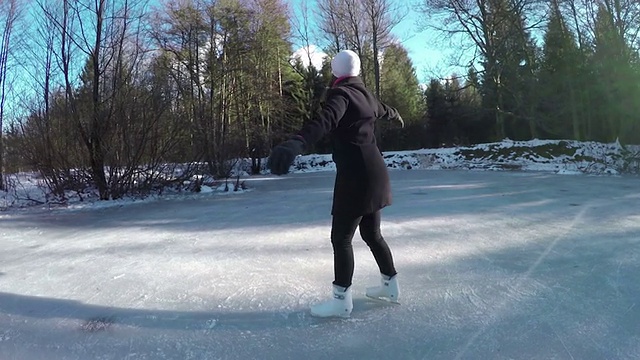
[378,43,424,150]
[538,1,583,140]
[591,3,640,143]
[379,44,423,124]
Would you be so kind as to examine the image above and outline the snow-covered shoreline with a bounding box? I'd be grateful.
[285,139,640,175]
[2,139,638,211]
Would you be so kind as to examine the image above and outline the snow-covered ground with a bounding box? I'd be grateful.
[1,140,639,359]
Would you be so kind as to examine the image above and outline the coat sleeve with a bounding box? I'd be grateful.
[377,101,401,122]
[297,89,349,145]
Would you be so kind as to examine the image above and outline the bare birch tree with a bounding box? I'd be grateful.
[316,0,348,54]
[362,0,404,98]
[0,0,19,190]
[316,0,403,93]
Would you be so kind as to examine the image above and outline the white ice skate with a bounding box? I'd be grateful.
[310,285,353,318]
[366,274,400,304]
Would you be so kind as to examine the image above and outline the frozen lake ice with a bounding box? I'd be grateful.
[1,169,639,359]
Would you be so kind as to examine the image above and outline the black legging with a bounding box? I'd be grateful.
[330,211,397,288]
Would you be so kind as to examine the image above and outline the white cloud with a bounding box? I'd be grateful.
[291,45,327,70]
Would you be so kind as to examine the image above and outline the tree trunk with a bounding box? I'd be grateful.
[0,0,18,190]
[91,0,109,199]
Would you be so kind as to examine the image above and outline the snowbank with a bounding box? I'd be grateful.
[245,139,640,176]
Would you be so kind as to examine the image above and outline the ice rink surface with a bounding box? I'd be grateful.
[1,170,639,359]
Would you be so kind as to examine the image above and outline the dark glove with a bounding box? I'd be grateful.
[267,137,305,175]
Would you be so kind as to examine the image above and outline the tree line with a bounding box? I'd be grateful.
[423,0,640,148]
[0,0,637,200]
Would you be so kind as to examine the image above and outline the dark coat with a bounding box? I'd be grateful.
[297,77,401,217]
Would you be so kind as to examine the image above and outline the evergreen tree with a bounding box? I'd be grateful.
[591,3,640,143]
[424,70,491,147]
[282,58,330,154]
[425,79,449,147]
[488,0,537,140]
[377,43,424,150]
[379,44,423,124]
[537,1,583,140]
[453,0,540,141]
[458,68,490,144]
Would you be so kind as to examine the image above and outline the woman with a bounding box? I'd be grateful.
[267,50,402,318]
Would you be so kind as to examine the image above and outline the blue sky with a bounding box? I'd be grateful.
[390,9,463,82]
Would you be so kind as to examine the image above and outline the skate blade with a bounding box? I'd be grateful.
[365,294,401,305]
[309,311,351,319]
